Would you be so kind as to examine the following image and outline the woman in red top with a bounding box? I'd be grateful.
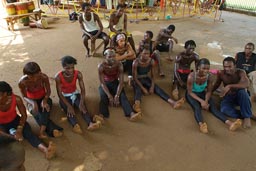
[19,62,63,139]
[0,81,56,159]
[55,56,103,134]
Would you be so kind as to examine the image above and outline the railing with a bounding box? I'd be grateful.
[226,0,256,13]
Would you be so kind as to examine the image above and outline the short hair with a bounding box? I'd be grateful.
[116,3,126,10]
[82,2,91,10]
[246,42,255,50]
[23,62,41,75]
[103,47,116,56]
[184,40,196,49]
[223,56,236,65]
[61,56,77,67]
[196,58,210,69]
[0,81,12,94]
[145,30,153,39]
[167,24,175,31]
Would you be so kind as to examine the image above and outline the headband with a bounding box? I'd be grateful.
[116,33,126,42]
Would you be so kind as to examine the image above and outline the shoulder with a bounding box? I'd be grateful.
[77,70,83,78]
[41,73,49,79]
[54,71,62,80]
[15,94,23,103]
[18,75,28,84]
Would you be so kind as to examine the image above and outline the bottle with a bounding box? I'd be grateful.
[9,128,16,135]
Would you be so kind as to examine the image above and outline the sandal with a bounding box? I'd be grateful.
[199,123,208,134]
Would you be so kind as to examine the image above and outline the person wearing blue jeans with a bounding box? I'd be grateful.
[98,47,141,121]
[220,89,252,119]
[213,57,253,128]
[132,48,185,114]
[187,58,242,133]
[0,81,56,159]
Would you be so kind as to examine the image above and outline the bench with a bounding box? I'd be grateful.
[3,11,42,31]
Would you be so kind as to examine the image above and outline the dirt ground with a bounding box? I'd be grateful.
[1,9,256,171]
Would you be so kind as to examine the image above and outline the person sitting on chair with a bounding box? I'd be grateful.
[109,3,136,52]
[79,2,109,57]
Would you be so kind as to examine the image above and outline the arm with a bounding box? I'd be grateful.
[212,70,222,92]
[174,55,186,88]
[136,40,143,57]
[114,63,124,106]
[226,70,250,90]
[15,95,28,141]
[91,13,103,41]
[55,74,75,117]
[123,14,127,32]
[98,64,114,106]
[132,59,149,95]
[41,74,51,112]
[77,71,87,113]
[109,13,118,33]
[115,43,136,61]
[18,78,38,113]
[187,73,209,110]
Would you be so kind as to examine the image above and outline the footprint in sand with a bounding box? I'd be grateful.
[82,153,102,171]
[125,145,156,161]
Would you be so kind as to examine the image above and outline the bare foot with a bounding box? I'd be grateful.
[173,97,185,109]
[172,89,179,101]
[251,114,256,121]
[72,124,83,134]
[229,119,242,131]
[199,122,208,134]
[133,101,141,113]
[39,132,48,139]
[45,141,56,160]
[93,115,105,125]
[243,118,251,129]
[129,112,142,122]
[53,130,63,138]
[87,122,101,131]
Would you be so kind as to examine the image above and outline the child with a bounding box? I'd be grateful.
[55,56,103,134]
[19,62,63,139]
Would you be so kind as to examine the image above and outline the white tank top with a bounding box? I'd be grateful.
[82,12,99,32]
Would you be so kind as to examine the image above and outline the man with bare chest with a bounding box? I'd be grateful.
[79,3,109,57]
[109,4,136,52]
[172,40,199,100]
[213,57,253,128]
[98,48,141,121]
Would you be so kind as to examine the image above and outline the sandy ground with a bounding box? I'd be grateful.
[1,9,256,171]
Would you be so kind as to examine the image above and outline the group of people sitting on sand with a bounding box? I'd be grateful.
[0,2,255,170]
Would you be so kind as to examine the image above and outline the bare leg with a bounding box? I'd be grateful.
[153,50,165,77]
[39,125,48,139]
[172,80,179,100]
[83,37,90,57]
[129,112,142,121]
[128,36,136,53]
[167,39,174,61]
[243,118,251,128]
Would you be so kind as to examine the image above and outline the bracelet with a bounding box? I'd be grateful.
[17,125,24,129]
